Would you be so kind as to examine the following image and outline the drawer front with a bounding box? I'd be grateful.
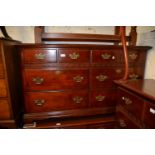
[128,50,147,65]
[58,49,90,63]
[92,50,121,64]
[25,91,89,113]
[0,79,7,97]
[128,67,144,80]
[24,69,89,91]
[143,102,155,128]
[91,68,123,89]
[90,90,116,108]
[118,88,144,119]
[117,111,140,129]
[22,49,57,64]
[0,99,11,119]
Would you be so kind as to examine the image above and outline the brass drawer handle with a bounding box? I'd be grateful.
[96,75,108,82]
[23,122,37,128]
[115,69,122,74]
[34,99,45,106]
[129,53,138,60]
[96,95,105,102]
[32,77,44,85]
[119,119,127,128]
[35,53,45,60]
[69,52,80,60]
[101,53,112,60]
[129,74,139,80]
[73,96,83,104]
[122,96,132,105]
[56,122,61,126]
[73,76,84,83]
[149,108,155,115]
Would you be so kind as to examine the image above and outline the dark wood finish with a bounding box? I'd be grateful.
[23,69,89,91]
[21,48,57,64]
[58,49,90,63]
[18,44,150,128]
[115,79,155,128]
[25,90,89,113]
[0,38,23,128]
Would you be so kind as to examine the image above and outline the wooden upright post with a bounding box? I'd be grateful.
[34,26,44,43]
[129,26,137,46]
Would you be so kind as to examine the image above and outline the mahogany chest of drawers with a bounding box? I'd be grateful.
[115,79,155,129]
[18,44,150,129]
[0,38,23,128]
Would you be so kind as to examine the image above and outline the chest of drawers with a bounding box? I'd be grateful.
[0,38,23,128]
[115,79,155,129]
[18,44,150,128]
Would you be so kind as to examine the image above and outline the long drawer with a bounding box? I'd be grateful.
[25,90,89,113]
[23,69,89,91]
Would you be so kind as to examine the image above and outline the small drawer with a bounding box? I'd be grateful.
[143,102,155,128]
[91,68,123,89]
[58,49,90,63]
[92,50,121,64]
[21,48,57,64]
[23,69,89,91]
[90,90,116,108]
[117,111,140,129]
[0,79,7,97]
[118,88,144,119]
[0,99,11,119]
[128,50,147,64]
[128,67,144,80]
[25,90,88,113]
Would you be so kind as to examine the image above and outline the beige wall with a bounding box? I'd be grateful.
[0,26,155,79]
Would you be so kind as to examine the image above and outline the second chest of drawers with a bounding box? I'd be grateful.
[18,44,150,128]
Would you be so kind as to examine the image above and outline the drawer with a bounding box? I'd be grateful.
[143,101,155,128]
[128,67,145,80]
[91,68,123,89]
[92,50,121,64]
[118,88,144,119]
[25,90,89,113]
[58,49,90,63]
[21,48,57,64]
[0,99,11,119]
[128,50,147,64]
[117,111,140,129]
[23,69,89,91]
[90,90,116,108]
[0,79,7,97]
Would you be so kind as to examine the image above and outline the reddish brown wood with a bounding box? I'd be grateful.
[23,69,89,91]
[18,44,150,128]
[21,48,57,64]
[120,26,129,80]
[115,79,155,128]
[0,38,23,128]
